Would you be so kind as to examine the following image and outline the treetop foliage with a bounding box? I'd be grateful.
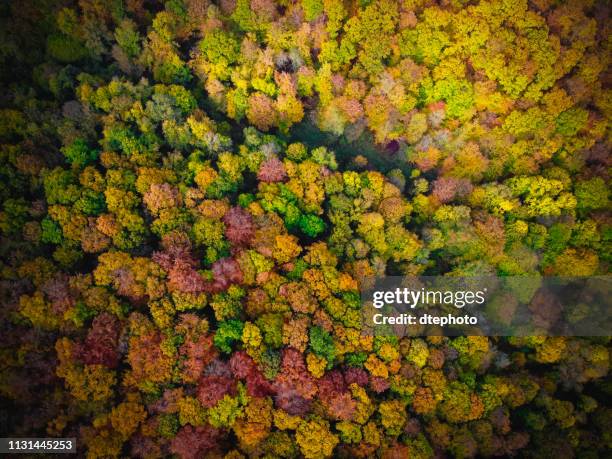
[0,0,610,458]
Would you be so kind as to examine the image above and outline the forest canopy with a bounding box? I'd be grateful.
[0,0,610,458]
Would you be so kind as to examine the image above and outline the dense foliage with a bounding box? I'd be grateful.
[0,0,610,457]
